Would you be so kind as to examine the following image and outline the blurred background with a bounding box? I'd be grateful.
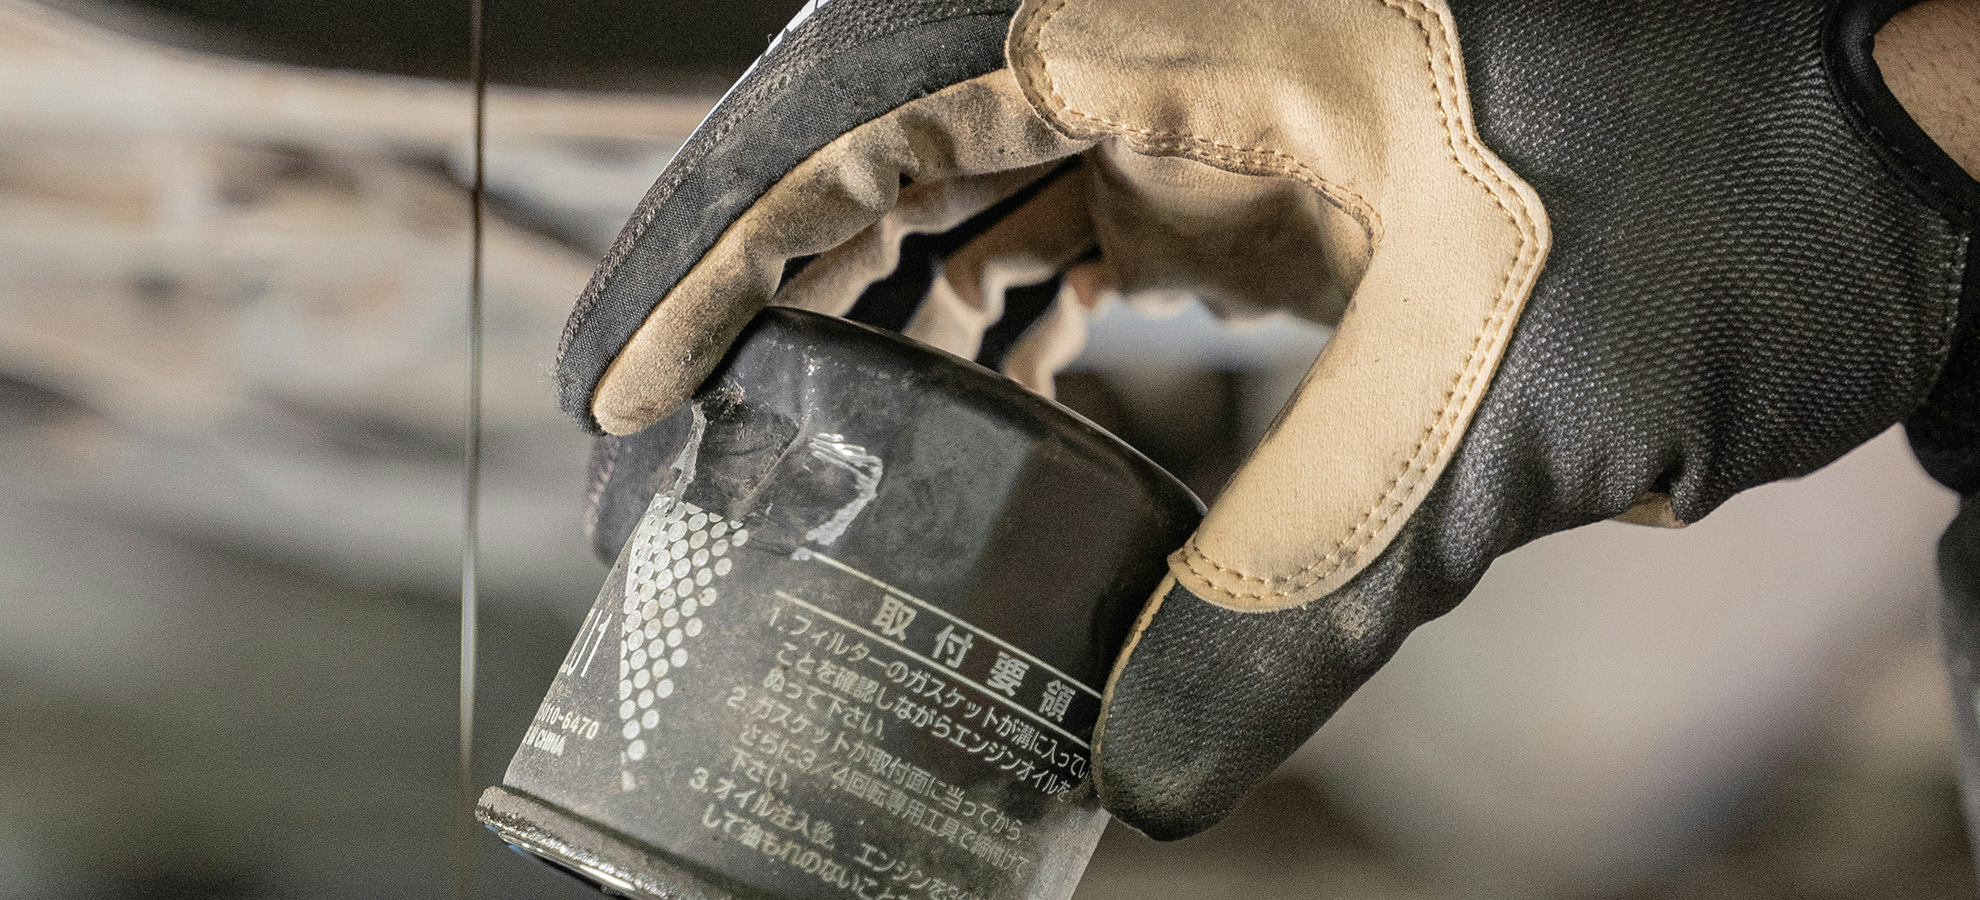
[0,1,1971,897]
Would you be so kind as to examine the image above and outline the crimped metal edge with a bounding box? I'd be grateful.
[476,785,756,900]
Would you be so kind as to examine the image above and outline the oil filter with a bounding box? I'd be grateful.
[480,308,1200,900]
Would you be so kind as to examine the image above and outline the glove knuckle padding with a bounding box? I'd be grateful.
[1095,0,1975,838]
[1011,0,1553,611]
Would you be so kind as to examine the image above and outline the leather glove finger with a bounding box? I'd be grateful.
[899,159,1095,360]
[772,161,1064,331]
[993,260,1116,394]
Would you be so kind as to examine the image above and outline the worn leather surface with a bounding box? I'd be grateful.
[1009,0,1551,611]
[591,70,1088,433]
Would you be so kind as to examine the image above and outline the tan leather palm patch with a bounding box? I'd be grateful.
[1008,0,1551,610]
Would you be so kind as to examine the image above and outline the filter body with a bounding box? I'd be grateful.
[481,308,1200,900]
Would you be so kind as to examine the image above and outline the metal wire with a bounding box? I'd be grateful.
[457,0,488,896]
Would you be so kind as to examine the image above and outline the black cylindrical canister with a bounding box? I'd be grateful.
[479,308,1202,900]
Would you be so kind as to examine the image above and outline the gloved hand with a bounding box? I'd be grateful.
[556,0,1980,839]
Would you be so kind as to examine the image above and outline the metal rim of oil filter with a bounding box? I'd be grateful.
[483,786,745,899]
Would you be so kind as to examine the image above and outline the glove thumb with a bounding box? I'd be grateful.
[1093,481,1489,840]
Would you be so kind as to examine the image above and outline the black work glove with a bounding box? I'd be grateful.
[556,0,1980,840]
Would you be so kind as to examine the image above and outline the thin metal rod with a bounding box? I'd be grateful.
[457,0,487,896]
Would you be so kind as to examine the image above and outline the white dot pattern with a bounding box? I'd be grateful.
[616,499,746,762]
